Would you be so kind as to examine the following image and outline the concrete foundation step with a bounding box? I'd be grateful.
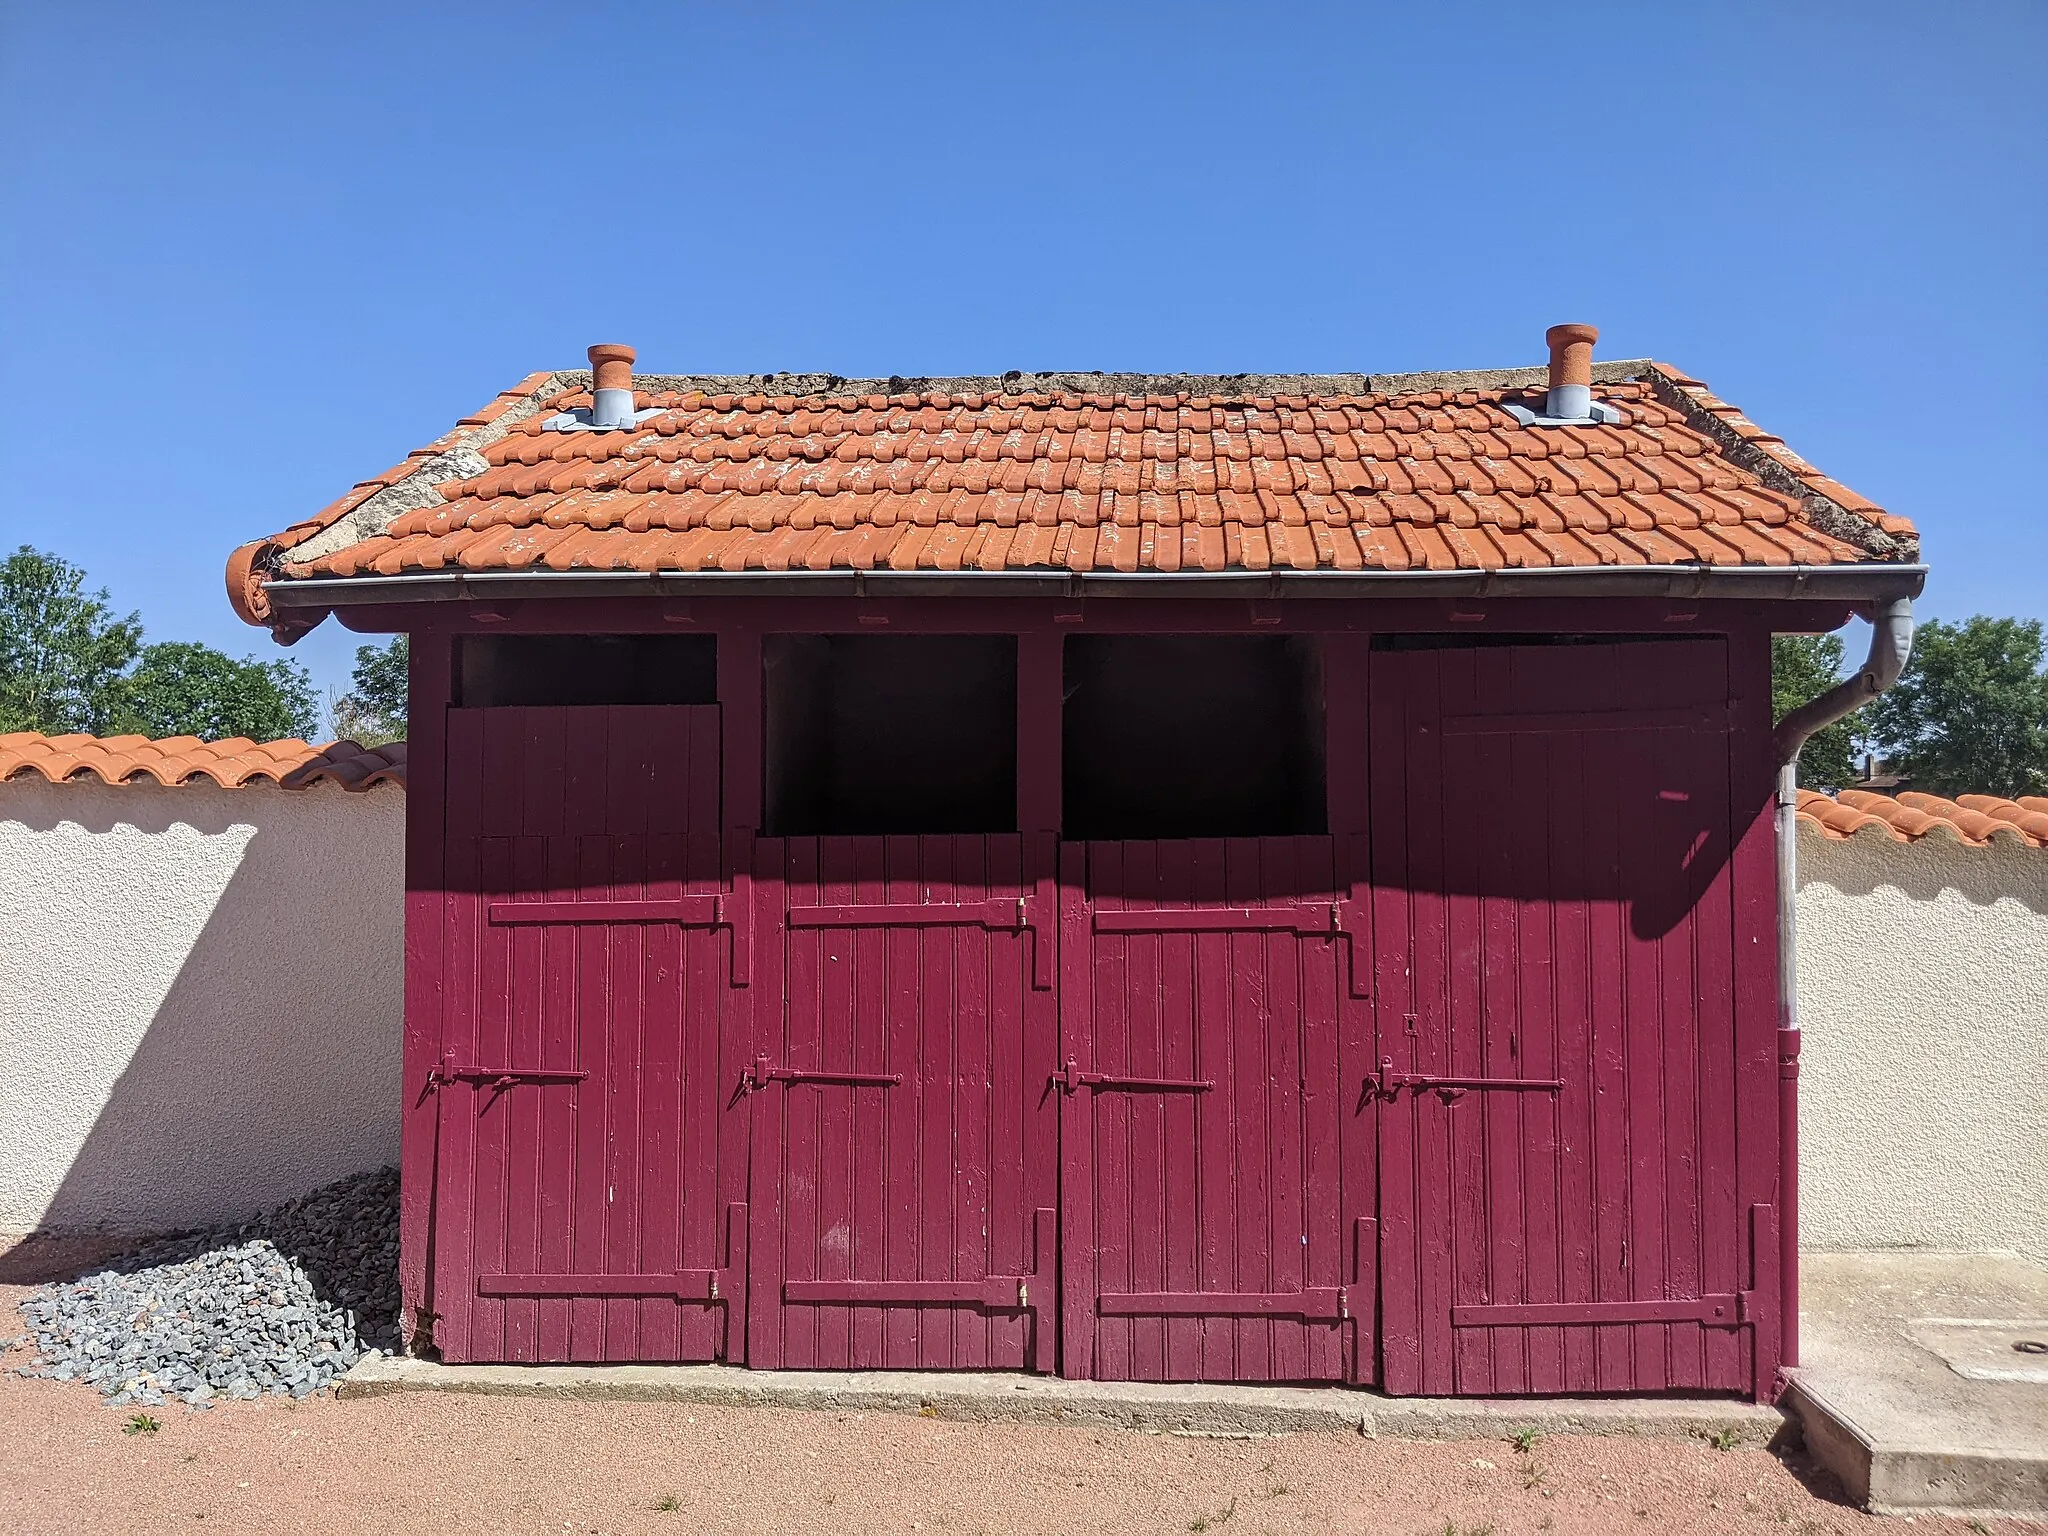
[339,1353,1783,1447]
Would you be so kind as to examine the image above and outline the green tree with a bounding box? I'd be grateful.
[1772,632,1860,790]
[0,546,143,734]
[113,641,321,742]
[1867,616,2048,800]
[330,635,407,745]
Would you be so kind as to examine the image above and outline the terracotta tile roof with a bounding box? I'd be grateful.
[1797,788,2048,850]
[226,359,1918,625]
[0,733,406,793]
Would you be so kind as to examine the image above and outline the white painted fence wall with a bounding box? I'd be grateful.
[4,774,2042,1264]
[1796,827,2048,1266]
[0,777,403,1235]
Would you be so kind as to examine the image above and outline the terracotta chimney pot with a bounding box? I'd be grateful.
[1544,323,1598,419]
[588,343,638,429]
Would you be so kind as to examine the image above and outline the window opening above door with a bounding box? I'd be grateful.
[455,634,718,707]
[763,634,1017,836]
[1063,635,1326,840]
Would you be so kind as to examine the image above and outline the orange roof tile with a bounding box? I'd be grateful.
[0,733,405,793]
[1796,788,2048,850]
[226,359,1919,627]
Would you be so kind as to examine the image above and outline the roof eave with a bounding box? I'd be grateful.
[264,562,1929,609]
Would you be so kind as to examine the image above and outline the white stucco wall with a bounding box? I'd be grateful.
[1797,827,2048,1265]
[0,778,404,1234]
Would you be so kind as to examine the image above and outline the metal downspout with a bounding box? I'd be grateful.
[1768,596,1914,1380]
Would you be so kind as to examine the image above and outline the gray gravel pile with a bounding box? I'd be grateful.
[8,1166,399,1408]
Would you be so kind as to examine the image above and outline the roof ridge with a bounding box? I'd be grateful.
[542,359,1656,401]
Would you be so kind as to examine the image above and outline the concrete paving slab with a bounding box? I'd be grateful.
[1787,1251,2048,1517]
[339,1353,1783,1447]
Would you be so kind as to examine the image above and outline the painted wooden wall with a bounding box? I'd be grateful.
[398,598,1790,1397]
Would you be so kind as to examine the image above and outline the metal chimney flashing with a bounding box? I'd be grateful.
[1500,396,1625,428]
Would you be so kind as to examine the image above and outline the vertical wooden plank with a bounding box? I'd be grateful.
[1126,840,1166,1381]
[1093,842,1133,1381]
[430,702,481,1361]
[503,835,548,1363]
[1439,652,1486,1395]
[785,838,831,1368]
[1369,652,1422,1396]
[1658,706,1709,1391]
[954,838,996,1367]
[1158,839,1201,1382]
[917,838,958,1369]
[1474,648,1524,1392]
[1191,837,1233,1381]
[825,835,863,1369]
[600,736,647,1362]
[1058,839,1095,1379]
[1726,626,1783,1396]
[470,830,517,1362]
[400,631,451,1352]
[1265,839,1308,1384]
[744,830,791,1369]
[1501,658,1562,1393]
[1016,632,1062,835]
[1324,632,1378,1388]
[1024,830,1061,1373]
[1581,650,1633,1392]
[883,834,922,1367]
[536,836,579,1362]
[1695,647,1745,1392]
[640,710,690,1362]
[1299,840,1343,1383]
[1615,658,1670,1393]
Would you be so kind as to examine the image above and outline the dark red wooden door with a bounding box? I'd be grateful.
[431,705,749,1364]
[748,834,1060,1371]
[1369,640,1773,1397]
[1059,839,1358,1383]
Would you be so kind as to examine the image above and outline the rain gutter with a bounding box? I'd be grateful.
[262,563,1929,608]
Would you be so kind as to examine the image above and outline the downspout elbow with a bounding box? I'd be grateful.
[1773,597,1915,769]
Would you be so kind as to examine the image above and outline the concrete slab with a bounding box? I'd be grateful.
[1786,1251,2048,1517]
[338,1353,1782,1447]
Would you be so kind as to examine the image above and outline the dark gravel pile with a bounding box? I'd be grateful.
[8,1166,399,1408]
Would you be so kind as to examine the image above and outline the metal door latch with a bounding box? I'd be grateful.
[1053,1057,1213,1094]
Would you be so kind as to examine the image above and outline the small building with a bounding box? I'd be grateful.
[226,327,1924,1398]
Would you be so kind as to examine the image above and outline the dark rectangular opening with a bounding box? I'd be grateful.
[455,634,718,707]
[764,634,1017,836]
[1062,635,1325,840]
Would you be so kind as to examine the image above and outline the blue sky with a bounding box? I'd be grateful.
[2,3,2041,720]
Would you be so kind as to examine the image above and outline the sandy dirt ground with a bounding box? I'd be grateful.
[2,1286,2028,1536]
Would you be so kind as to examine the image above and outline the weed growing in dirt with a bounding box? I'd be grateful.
[1521,1459,1548,1492]
[650,1494,681,1513]
[1254,1458,1288,1499]
[1967,1521,1991,1535]
[1188,1495,1237,1531]
[1509,1427,1540,1454]
[1436,1522,1496,1536]
[1708,1426,1742,1451]
[122,1414,159,1436]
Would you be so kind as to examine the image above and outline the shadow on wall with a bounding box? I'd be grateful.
[1801,831,2048,913]
[6,783,403,1235]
